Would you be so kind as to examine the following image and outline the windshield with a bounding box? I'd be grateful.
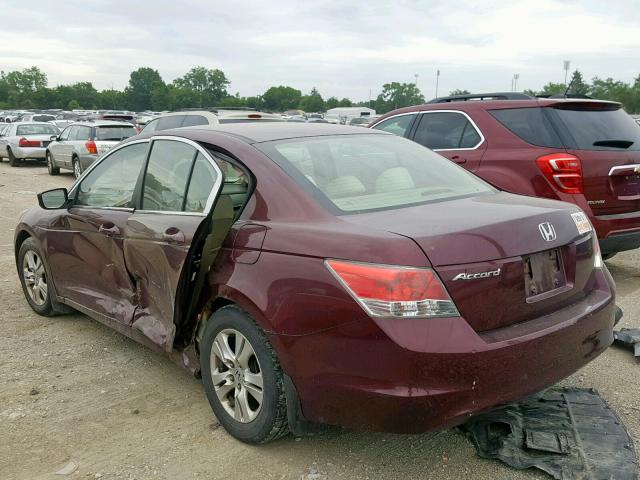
[258,134,494,214]
[16,124,59,135]
[95,126,137,141]
[554,106,640,151]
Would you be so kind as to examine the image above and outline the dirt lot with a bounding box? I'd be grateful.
[0,160,638,480]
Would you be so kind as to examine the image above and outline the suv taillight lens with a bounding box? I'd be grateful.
[326,260,459,318]
[536,153,583,194]
[18,137,41,147]
[86,139,98,154]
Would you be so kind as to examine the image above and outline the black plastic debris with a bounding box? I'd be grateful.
[461,387,638,479]
[614,329,640,358]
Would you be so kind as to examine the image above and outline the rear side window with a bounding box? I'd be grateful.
[72,126,92,140]
[142,140,196,211]
[490,107,564,148]
[184,153,218,212]
[156,115,185,131]
[181,115,209,127]
[554,107,640,151]
[413,112,482,149]
[373,114,415,136]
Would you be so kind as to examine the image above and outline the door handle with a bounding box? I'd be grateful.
[98,223,120,236]
[451,155,467,165]
[163,227,185,244]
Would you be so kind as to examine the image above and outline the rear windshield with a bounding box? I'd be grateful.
[32,115,56,122]
[95,126,137,141]
[258,134,494,214]
[16,124,58,135]
[554,107,640,151]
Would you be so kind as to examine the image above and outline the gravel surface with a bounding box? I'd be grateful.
[0,160,638,480]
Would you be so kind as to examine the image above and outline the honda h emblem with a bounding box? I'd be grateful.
[538,222,557,242]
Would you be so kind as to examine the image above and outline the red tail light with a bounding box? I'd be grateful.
[86,139,98,154]
[326,260,459,318]
[18,137,41,147]
[536,153,583,194]
[248,114,261,119]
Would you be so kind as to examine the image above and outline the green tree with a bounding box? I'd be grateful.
[567,70,589,95]
[126,67,164,111]
[245,96,263,110]
[449,89,470,96]
[538,82,567,96]
[173,66,230,107]
[262,85,302,111]
[375,82,424,113]
[67,99,81,110]
[299,87,324,112]
[325,96,339,110]
[150,82,172,111]
[337,98,353,107]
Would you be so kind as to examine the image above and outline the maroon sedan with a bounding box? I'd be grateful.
[15,123,616,443]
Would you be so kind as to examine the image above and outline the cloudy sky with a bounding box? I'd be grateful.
[1,0,639,100]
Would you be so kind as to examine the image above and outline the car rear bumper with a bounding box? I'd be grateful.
[275,267,615,434]
[13,146,46,159]
[78,153,99,172]
[591,211,640,254]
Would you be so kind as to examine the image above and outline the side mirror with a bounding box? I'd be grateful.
[38,188,68,210]
[50,135,58,141]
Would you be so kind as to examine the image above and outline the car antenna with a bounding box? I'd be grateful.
[563,76,575,98]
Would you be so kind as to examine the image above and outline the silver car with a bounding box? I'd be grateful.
[46,120,137,178]
[0,122,60,167]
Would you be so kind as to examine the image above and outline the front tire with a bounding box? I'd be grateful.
[8,147,19,167]
[46,152,60,175]
[200,305,289,444]
[18,238,55,316]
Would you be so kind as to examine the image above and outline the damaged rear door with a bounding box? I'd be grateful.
[123,137,229,350]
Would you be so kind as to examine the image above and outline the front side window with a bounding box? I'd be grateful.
[76,142,148,208]
[258,134,494,214]
[59,126,72,141]
[181,115,209,127]
[142,140,196,211]
[413,112,482,150]
[141,119,159,134]
[372,114,415,137]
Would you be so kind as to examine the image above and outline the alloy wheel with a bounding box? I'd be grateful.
[22,250,48,306]
[73,161,81,179]
[46,154,53,174]
[210,329,263,423]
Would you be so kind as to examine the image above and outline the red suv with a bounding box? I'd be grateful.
[371,93,640,258]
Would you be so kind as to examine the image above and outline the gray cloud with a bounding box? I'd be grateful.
[0,0,638,101]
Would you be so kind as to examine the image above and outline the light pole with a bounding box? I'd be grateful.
[435,70,440,97]
[414,73,419,87]
[563,60,570,87]
[513,74,520,92]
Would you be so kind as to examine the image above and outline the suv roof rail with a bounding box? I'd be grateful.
[426,92,533,104]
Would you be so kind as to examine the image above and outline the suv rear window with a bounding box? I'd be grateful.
[554,106,640,151]
[490,107,564,148]
[95,126,137,141]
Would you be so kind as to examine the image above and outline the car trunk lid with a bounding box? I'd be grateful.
[342,192,597,332]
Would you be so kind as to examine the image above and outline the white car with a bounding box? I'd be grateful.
[140,108,283,134]
[0,122,60,167]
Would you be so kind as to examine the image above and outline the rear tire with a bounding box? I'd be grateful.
[200,305,289,444]
[18,238,55,316]
[72,157,81,179]
[46,152,60,175]
[8,148,19,167]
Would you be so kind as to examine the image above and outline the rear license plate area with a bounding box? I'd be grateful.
[524,249,566,301]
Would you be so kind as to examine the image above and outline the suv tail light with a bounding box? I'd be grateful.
[326,260,459,318]
[86,139,98,154]
[536,153,583,194]
[18,137,41,147]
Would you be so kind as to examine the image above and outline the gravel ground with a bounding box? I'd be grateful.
[0,160,638,480]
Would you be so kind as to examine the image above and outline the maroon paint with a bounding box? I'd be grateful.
[15,124,616,434]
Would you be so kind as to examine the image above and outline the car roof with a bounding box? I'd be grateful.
[70,120,136,127]
[147,122,388,144]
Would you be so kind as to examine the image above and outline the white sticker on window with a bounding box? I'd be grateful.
[571,212,592,235]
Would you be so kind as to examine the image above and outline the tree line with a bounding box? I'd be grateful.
[1,66,640,114]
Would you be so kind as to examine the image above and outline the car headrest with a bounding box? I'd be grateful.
[324,175,366,198]
[375,167,415,193]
